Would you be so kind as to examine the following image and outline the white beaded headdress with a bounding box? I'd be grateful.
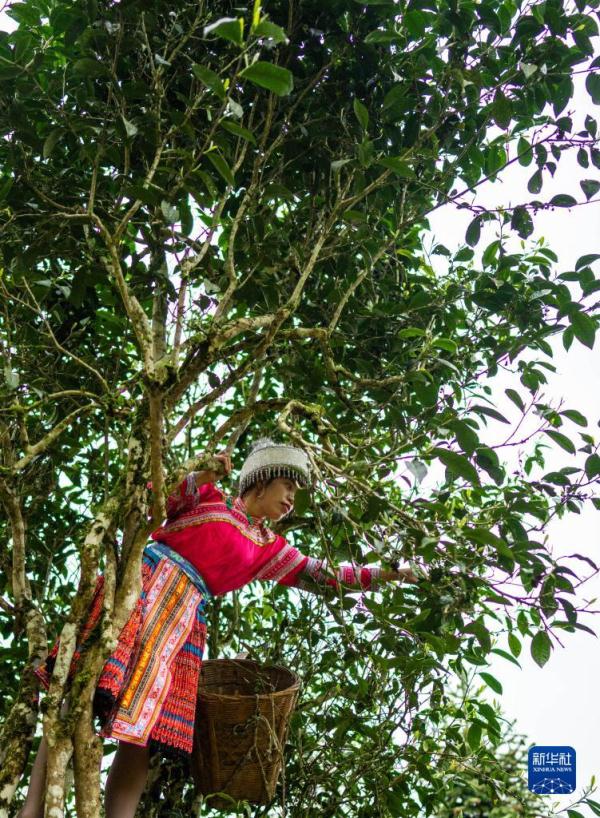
[238,437,311,496]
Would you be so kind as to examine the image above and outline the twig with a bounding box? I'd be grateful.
[21,279,110,392]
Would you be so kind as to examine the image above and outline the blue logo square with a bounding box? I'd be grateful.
[528,746,576,794]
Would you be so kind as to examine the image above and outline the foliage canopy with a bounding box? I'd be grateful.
[2,0,600,815]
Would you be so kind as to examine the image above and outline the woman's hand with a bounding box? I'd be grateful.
[213,452,232,477]
[396,567,420,584]
[195,452,232,484]
[381,567,421,584]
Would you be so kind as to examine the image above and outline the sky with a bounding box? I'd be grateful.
[2,5,600,815]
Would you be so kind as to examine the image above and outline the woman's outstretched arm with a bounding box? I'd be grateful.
[280,556,419,594]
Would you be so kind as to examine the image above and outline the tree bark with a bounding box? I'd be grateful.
[0,479,47,816]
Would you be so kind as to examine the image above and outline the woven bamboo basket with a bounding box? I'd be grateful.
[191,659,301,808]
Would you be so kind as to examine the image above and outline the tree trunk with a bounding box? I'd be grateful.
[0,669,40,818]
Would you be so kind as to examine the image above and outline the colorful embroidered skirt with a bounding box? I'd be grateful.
[35,542,211,755]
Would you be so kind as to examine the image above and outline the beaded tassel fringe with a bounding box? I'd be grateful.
[239,464,309,496]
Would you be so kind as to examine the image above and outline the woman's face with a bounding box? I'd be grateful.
[257,477,298,520]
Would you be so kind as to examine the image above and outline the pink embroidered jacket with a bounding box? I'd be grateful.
[150,475,382,597]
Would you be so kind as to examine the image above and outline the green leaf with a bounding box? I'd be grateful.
[0,57,23,80]
[125,181,163,206]
[43,129,62,159]
[407,459,427,484]
[511,206,533,238]
[472,405,510,424]
[475,448,505,485]
[527,168,542,194]
[207,371,221,389]
[463,619,491,652]
[240,61,294,96]
[543,429,576,454]
[72,58,110,78]
[251,0,261,28]
[465,217,481,247]
[121,115,138,138]
[464,528,514,561]
[576,253,600,270]
[432,337,458,353]
[585,799,600,817]
[178,197,193,236]
[567,810,585,818]
[517,136,533,166]
[586,72,600,104]
[377,157,415,177]
[431,448,480,486]
[382,84,405,110]
[508,632,521,657]
[364,29,402,44]
[466,721,482,751]
[294,487,310,515]
[358,138,374,166]
[561,409,587,427]
[4,367,19,390]
[203,17,244,46]
[353,98,369,131]
[586,114,598,136]
[192,64,226,99]
[0,175,14,201]
[530,630,552,667]
[253,20,289,43]
[492,89,512,129]
[404,9,428,36]
[570,311,596,349]
[451,419,478,455]
[454,246,473,262]
[585,453,600,479]
[482,239,500,266]
[520,62,537,79]
[479,672,503,695]
[490,648,521,669]
[206,151,235,186]
[220,120,256,144]
[581,179,600,200]
[227,99,244,119]
[569,553,598,571]
[543,470,571,487]
[563,325,574,351]
[505,388,525,412]
[7,2,40,25]
[331,159,352,172]
[160,200,180,223]
[550,194,577,207]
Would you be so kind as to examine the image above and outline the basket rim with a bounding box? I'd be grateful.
[199,658,302,701]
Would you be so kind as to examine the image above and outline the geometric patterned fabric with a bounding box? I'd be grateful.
[36,543,209,755]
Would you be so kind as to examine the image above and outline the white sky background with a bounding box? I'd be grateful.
[427,71,600,814]
[2,5,600,815]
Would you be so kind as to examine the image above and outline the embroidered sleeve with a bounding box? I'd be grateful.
[165,475,221,521]
[253,539,307,584]
[254,538,382,594]
[283,556,382,593]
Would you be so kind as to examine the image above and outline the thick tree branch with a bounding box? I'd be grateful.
[8,404,95,473]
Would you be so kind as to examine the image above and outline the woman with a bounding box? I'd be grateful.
[19,438,418,818]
